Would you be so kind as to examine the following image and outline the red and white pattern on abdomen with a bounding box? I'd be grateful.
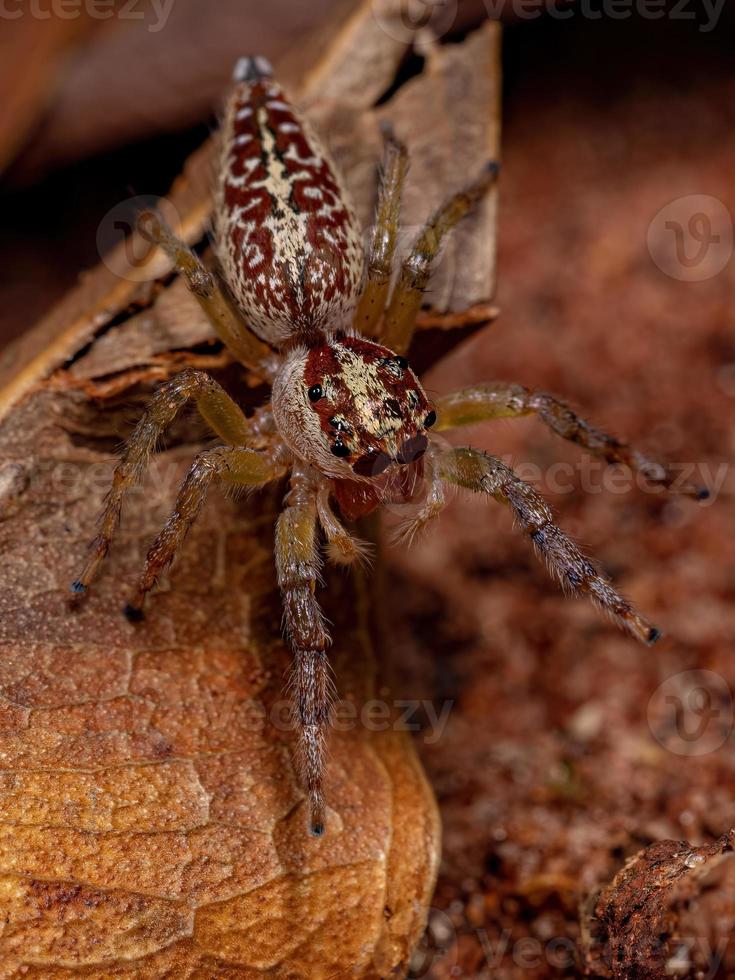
[215,71,365,347]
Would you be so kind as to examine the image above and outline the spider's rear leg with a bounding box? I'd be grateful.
[139,213,278,380]
[72,370,253,594]
[354,132,408,338]
[433,382,708,499]
[125,445,285,618]
[276,469,333,836]
[439,446,660,645]
[382,162,499,355]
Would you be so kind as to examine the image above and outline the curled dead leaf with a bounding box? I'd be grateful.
[582,831,735,979]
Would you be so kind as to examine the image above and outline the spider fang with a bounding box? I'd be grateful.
[352,451,392,477]
[396,434,428,465]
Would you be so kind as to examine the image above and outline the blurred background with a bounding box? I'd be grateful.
[2,1,734,975]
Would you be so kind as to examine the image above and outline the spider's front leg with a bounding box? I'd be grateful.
[276,466,333,837]
[72,369,254,593]
[438,446,660,645]
[125,445,286,618]
[433,382,708,498]
[381,162,499,355]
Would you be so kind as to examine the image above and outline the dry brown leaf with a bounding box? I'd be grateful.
[0,8,500,975]
[582,831,735,979]
[8,0,504,180]
[0,15,95,175]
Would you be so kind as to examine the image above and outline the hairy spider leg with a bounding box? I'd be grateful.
[276,467,333,837]
[437,446,661,645]
[353,132,409,338]
[125,445,285,618]
[139,213,278,380]
[382,161,500,355]
[72,370,254,593]
[434,382,709,499]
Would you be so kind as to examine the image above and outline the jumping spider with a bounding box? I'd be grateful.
[72,56,706,837]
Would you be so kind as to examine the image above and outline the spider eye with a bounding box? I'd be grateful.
[424,410,437,429]
[308,384,323,402]
[395,356,408,370]
[331,442,351,458]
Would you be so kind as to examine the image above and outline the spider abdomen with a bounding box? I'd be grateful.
[216,57,364,347]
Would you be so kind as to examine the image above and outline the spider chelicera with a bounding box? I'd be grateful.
[72,55,706,836]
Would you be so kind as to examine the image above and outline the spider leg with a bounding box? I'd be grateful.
[276,468,333,836]
[139,213,278,380]
[433,382,708,499]
[382,162,499,355]
[391,448,446,547]
[353,132,409,338]
[125,445,285,617]
[438,446,660,645]
[316,481,372,567]
[72,369,254,593]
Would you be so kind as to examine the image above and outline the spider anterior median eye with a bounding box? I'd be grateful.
[331,442,350,458]
[395,356,408,370]
[424,410,437,428]
[308,384,323,402]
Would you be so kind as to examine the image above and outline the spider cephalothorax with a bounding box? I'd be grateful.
[74,55,706,838]
[272,336,434,480]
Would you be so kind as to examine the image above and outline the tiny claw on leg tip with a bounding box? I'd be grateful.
[123,603,144,622]
[629,614,662,646]
[70,580,87,595]
[309,801,326,837]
